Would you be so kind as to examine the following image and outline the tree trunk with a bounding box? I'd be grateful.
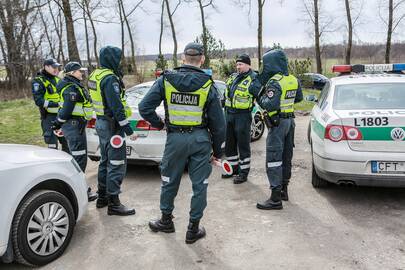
[83,6,91,67]
[159,0,164,56]
[48,1,65,63]
[386,0,393,64]
[39,8,56,59]
[314,0,322,74]
[197,0,209,68]
[120,1,138,77]
[118,0,126,71]
[62,0,80,62]
[257,0,263,69]
[165,0,178,67]
[344,0,352,65]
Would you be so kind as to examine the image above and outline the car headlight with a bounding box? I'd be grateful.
[70,158,82,173]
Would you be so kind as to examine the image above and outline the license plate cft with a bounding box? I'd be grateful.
[371,161,405,174]
[126,146,131,156]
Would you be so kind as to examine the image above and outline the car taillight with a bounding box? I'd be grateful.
[136,120,159,130]
[325,125,362,142]
[87,118,96,129]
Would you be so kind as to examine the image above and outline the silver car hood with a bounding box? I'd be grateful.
[0,144,71,165]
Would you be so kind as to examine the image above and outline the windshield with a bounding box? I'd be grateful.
[333,83,405,110]
[126,86,151,105]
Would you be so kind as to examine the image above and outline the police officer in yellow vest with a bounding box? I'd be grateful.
[51,62,98,202]
[255,49,303,210]
[139,43,225,244]
[32,58,69,152]
[223,54,260,184]
[88,46,137,216]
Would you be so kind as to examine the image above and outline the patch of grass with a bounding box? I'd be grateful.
[294,89,321,112]
[0,99,44,146]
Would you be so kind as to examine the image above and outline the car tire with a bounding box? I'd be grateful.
[251,113,265,142]
[12,190,75,266]
[311,161,328,188]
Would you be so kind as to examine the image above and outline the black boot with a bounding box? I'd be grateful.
[256,189,283,210]
[149,213,175,233]
[281,184,289,201]
[185,220,206,244]
[87,187,98,202]
[233,174,248,184]
[221,174,234,179]
[96,191,108,208]
[107,195,136,216]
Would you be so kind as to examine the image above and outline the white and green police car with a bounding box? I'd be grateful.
[309,64,405,188]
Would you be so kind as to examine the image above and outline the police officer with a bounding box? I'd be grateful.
[254,49,303,210]
[88,46,137,216]
[139,43,225,244]
[32,59,69,152]
[223,54,260,184]
[51,62,98,202]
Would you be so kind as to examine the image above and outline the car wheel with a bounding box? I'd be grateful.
[12,190,75,266]
[311,160,328,188]
[251,113,265,142]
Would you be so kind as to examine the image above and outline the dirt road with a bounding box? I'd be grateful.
[2,116,405,270]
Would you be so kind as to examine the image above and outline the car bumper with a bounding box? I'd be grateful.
[87,129,165,164]
[314,153,405,187]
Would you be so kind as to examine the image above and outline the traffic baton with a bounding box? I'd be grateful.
[53,130,64,137]
[213,159,233,176]
[110,135,124,148]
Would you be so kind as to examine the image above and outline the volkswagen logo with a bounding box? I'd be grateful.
[391,127,405,141]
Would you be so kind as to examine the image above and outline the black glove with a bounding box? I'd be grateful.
[51,120,62,131]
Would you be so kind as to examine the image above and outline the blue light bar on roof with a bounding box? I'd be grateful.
[332,63,405,73]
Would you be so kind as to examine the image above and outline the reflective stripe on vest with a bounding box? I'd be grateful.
[59,83,94,120]
[225,74,254,110]
[164,79,212,127]
[36,76,60,113]
[88,69,132,118]
[268,74,299,117]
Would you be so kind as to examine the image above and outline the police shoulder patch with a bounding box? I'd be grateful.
[112,82,121,94]
[33,83,40,92]
[69,92,78,101]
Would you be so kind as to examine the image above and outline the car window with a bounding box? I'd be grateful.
[318,81,330,109]
[333,83,405,110]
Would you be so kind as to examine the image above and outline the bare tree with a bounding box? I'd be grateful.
[165,0,181,67]
[158,0,165,57]
[0,0,38,87]
[48,1,65,63]
[186,0,216,68]
[60,0,81,62]
[234,0,284,69]
[343,0,363,64]
[117,0,144,78]
[302,0,334,74]
[75,0,103,65]
[379,0,405,63]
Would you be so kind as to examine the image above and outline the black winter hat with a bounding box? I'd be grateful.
[64,62,82,73]
[236,54,251,66]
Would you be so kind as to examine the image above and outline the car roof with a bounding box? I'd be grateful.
[331,73,405,85]
[128,79,225,90]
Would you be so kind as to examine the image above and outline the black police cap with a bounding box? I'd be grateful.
[184,42,204,56]
[44,58,61,68]
[64,62,82,73]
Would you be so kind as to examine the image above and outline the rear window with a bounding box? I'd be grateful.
[333,83,405,110]
[126,86,151,105]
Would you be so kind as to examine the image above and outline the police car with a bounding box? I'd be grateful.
[86,80,265,164]
[309,64,405,188]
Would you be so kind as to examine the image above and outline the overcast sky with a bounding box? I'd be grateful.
[78,0,404,55]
